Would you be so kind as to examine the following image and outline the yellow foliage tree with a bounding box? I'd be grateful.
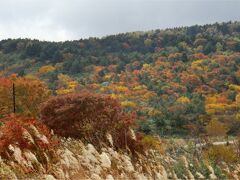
[121,101,137,108]
[229,84,240,92]
[142,63,151,69]
[56,74,78,95]
[38,65,56,74]
[206,119,228,137]
[177,96,190,104]
[148,108,162,117]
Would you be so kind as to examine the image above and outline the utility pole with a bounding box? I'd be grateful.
[125,129,127,149]
[13,83,16,113]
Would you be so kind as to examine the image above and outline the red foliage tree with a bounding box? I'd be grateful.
[40,91,138,150]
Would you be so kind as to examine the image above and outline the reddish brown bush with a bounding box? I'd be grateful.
[40,91,137,150]
[0,115,58,155]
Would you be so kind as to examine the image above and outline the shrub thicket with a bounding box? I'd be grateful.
[0,115,58,156]
[40,91,142,151]
[203,145,237,164]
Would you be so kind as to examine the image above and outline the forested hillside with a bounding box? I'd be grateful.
[1,21,240,136]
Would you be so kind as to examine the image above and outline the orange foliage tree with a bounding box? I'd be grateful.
[0,75,50,118]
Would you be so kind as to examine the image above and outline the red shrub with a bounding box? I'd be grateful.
[0,115,58,155]
[40,91,137,150]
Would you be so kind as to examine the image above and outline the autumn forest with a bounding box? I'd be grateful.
[1,21,240,179]
[1,21,240,136]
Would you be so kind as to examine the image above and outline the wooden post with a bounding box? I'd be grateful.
[125,129,127,149]
[13,83,16,113]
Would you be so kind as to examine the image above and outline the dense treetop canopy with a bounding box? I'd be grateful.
[1,21,240,136]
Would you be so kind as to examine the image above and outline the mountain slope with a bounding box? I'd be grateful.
[1,21,240,136]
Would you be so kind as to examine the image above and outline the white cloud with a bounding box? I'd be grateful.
[0,0,239,41]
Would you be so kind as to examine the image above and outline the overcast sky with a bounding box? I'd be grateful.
[0,0,239,41]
